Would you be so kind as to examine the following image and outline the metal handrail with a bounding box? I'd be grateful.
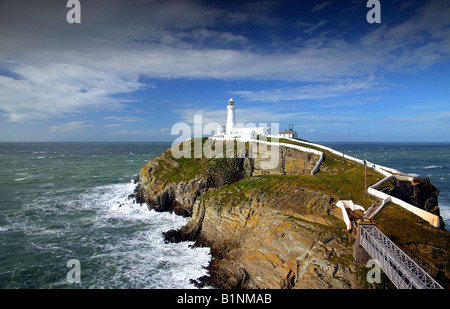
[359,224,443,289]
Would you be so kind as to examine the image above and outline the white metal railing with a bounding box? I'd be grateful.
[359,224,443,289]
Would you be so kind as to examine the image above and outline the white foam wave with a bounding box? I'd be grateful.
[14,172,33,182]
[440,207,450,219]
[88,229,210,288]
[5,180,211,288]
[79,182,183,225]
[425,165,443,169]
[407,173,420,177]
[74,181,210,288]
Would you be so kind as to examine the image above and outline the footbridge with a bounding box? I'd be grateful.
[355,222,443,289]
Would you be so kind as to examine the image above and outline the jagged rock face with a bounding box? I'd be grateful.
[136,174,222,217]
[380,178,445,229]
[173,181,363,289]
[251,146,319,176]
[134,149,246,216]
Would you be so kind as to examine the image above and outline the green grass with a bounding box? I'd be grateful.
[147,137,390,215]
[149,137,273,185]
[375,203,450,247]
[266,137,383,207]
[201,171,378,214]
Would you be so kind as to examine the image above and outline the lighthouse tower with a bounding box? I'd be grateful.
[226,97,236,135]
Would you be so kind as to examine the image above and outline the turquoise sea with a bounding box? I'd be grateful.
[0,142,448,288]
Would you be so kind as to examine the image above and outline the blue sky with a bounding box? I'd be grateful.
[0,0,449,142]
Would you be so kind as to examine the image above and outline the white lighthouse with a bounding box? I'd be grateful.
[213,97,271,140]
[226,97,236,135]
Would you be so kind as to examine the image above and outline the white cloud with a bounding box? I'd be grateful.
[234,78,387,102]
[173,108,226,125]
[49,121,94,133]
[178,29,248,45]
[383,111,450,123]
[113,127,172,136]
[0,62,145,122]
[360,0,450,72]
[174,106,306,126]
[311,1,333,12]
[103,116,142,122]
[303,20,327,34]
[113,129,147,135]
[0,0,449,124]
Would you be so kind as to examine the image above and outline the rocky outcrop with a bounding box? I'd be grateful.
[380,177,445,230]
[134,149,247,216]
[166,178,363,289]
[135,139,449,289]
[135,143,319,216]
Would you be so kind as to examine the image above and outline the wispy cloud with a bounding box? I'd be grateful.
[174,106,306,126]
[0,63,145,122]
[113,127,172,136]
[234,78,387,102]
[303,20,327,34]
[383,111,450,123]
[103,116,142,123]
[311,1,333,12]
[49,121,94,133]
[113,129,147,135]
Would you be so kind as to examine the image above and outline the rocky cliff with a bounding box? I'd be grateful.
[134,139,319,217]
[135,138,450,289]
[166,176,364,288]
[379,177,445,229]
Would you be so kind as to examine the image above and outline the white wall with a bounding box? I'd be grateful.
[210,136,324,175]
[336,200,365,230]
[274,136,440,229]
[272,136,397,177]
[210,136,441,229]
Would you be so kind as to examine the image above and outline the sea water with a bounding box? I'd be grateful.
[0,142,210,289]
[0,142,448,288]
